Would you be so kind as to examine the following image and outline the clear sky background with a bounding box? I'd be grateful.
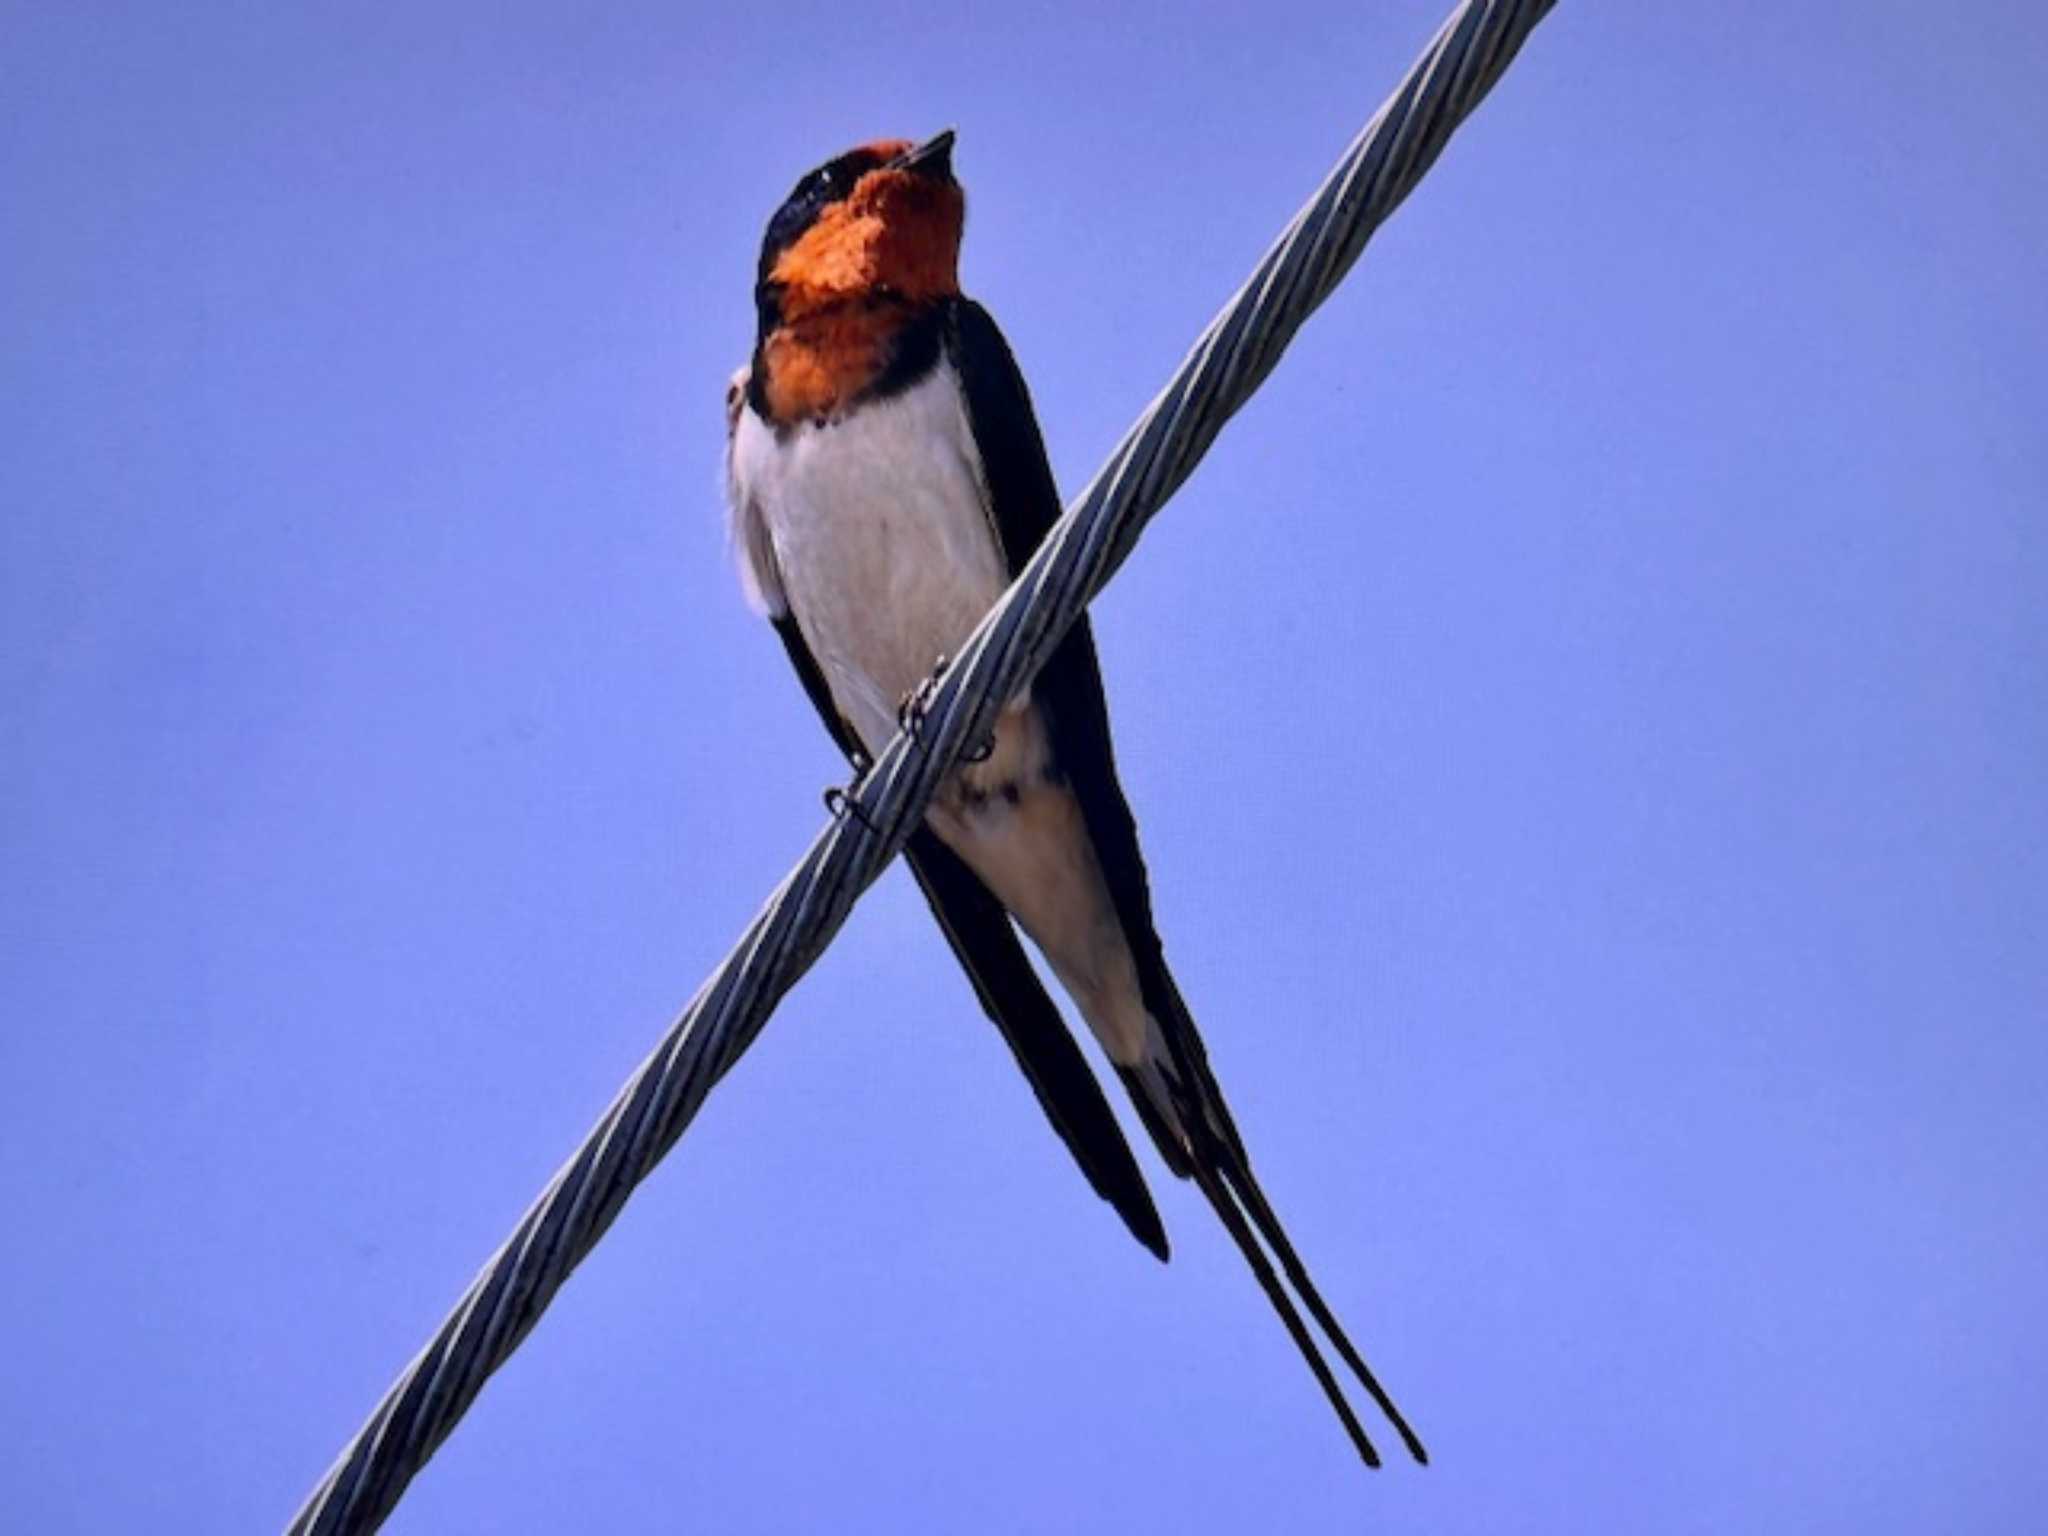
[4,2,2044,1531]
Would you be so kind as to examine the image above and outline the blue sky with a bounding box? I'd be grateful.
[4,2,2045,1531]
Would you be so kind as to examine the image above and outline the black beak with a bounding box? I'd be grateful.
[894,129,956,181]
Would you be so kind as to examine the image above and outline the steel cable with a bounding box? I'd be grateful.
[287,2,1556,1527]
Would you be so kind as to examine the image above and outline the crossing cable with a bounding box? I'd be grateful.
[286,2,1557,1528]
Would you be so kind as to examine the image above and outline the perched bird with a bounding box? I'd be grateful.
[723,130,1424,1468]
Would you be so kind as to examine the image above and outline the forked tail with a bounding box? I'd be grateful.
[1119,993,1426,1468]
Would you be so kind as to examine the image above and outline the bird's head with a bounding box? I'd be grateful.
[754,131,963,333]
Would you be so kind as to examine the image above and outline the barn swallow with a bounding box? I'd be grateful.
[723,130,1424,1468]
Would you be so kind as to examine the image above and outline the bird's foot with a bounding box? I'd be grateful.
[896,655,952,740]
[898,654,995,763]
[822,750,878,830]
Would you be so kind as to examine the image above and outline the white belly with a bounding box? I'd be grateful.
[729,356,1151,1065]
[732,362,1008,754]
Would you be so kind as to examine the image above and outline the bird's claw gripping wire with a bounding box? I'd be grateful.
[898,654,994,763]
[823,750,879,830]
[896,655,948,739]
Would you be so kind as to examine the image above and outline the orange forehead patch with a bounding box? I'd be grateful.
[769,165,964,313]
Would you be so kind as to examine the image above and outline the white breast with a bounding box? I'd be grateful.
[729,362,1010,753]
[728,356,1151,1066]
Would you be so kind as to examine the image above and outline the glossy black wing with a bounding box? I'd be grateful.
[942,299,1183,1059]
[902,830,1166,1259]
[769,613,1167,1259]
[945,299,1427,1466]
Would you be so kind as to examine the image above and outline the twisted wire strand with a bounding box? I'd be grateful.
[286,2,1555,1528]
